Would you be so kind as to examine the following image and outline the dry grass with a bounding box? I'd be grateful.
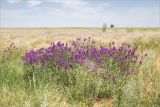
[0,28,160,107]
[0,28,159,50]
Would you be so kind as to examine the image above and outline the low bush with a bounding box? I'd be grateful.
[22,37,146,105]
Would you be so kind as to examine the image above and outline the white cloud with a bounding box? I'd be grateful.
[6,0,21,4]
[1,0,159,27]
[47,0,89,11]
[101,3,111,7]
[27,0,42,7]
[47,0,87,6]
[5,0,109,14]
[47,0,106,14]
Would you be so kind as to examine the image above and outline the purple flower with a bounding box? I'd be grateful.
[139,60,142,64]
[22,37,145,81]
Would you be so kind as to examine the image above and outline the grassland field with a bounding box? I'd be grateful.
[0,28,160,107]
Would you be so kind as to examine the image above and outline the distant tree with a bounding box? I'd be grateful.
[102,23,107,32]
[110,24,114,28]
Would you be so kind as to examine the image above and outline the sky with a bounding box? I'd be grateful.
[0,0,160,28]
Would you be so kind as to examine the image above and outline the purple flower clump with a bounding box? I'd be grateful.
[22,37,147,80]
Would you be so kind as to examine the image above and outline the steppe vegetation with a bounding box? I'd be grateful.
[0,28,160,107]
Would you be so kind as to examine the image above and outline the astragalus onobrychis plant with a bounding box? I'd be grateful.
[23,37,146,81]
[22,37,147,104]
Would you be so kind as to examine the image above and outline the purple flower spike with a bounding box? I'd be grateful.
[22,37,145,81]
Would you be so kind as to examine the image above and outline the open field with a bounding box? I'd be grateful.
[0,28,160,50]
[0,28,160,107]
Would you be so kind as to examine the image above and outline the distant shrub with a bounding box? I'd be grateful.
[102,23,107,32]
[110,24,114,28]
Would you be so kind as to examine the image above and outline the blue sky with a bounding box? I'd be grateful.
[0,0,160,28]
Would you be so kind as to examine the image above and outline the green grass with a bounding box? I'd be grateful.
[0,38,160,107]
[126,28,160,32]
[126,28,135,33]
[134,37,160,52]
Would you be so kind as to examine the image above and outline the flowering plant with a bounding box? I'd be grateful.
[22,37,147,81]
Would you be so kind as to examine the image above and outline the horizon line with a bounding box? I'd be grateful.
[1,27,160,29]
